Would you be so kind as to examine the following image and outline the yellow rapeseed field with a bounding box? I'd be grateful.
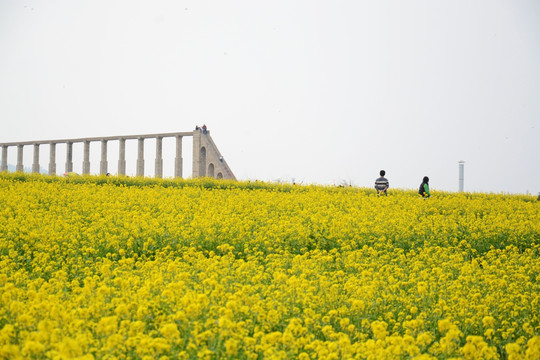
[0,173,539,359]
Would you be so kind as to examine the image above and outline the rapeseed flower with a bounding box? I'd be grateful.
[0,173,538,359]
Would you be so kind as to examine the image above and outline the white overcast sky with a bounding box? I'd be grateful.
[1,1,539,194]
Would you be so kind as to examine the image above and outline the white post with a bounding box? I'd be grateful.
[49,143,56,175]
[1,145,8,172]
[192,130,200,178]
[137,138,144,177]
[16,145,24,172]
[100,140,108,175]
[155,137,163,178]
[118,138,126,176]
[32,144,40,173]
[459,161,465,192]
[65,142,73,173]
[175,135,183,178]
[83,141,90,175]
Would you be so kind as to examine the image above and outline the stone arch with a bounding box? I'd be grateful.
[217,172,223,179]
[199,147,206,177]
[208,163,215,178]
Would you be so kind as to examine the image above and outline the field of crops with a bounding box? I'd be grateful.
[0,173,539,359]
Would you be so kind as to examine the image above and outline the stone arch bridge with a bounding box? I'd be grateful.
[0,129,236,180]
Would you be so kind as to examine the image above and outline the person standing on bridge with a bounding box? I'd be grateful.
[375,170,389,196]
[202,124,207,134]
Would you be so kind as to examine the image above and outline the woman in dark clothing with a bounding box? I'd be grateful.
[419,176,431,198]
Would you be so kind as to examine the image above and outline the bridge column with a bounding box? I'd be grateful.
[155,137,163,178]
[100,140,108,175]
[65,142,73,173]
[192,131,200,178]
[1,146,7,172]
[118,138,126,176]
[137,138,144,177]
[175,135,182,178]
[49,143,56,175]
[16,145,24,172]
[83,141,90,175]
[32,144,40,174]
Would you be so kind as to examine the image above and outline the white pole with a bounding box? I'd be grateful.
[459,161,465,192]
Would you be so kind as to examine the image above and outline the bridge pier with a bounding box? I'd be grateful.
[137,138,144,177]
[16,145,24,172]
[175,135,183,178]
[83,141,90,175]
[49,143,56,175]
[65,142,73,173]
[100,140,108,175]
[2,145,8,172]
[155,137,163,178]
[32,144,40,173]
[118,138,126,176]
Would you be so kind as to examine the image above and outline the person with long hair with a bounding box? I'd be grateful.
[419,176,431,198]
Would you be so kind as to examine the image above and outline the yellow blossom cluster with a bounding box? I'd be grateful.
[0,173,539,359]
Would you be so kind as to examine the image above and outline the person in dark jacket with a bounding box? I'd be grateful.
[419,176,431,198]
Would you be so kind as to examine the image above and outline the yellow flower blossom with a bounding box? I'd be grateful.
[0,173,539,359]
